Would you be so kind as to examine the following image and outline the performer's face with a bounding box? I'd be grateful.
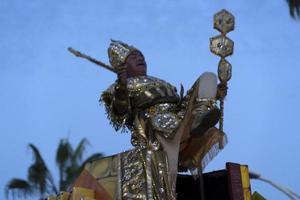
[126,51,147,77]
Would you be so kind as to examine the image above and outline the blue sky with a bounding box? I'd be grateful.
[1,0,300,199]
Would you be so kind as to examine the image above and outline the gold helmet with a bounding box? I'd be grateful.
[107,40,138,68]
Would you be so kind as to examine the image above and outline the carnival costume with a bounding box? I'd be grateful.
[49,40,227,200]
[95,41,224,200]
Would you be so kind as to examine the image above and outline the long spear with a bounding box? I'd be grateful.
[68,47,117,73]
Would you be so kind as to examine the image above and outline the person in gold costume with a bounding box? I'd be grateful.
[100,40,226,199]
[50,40,227,200]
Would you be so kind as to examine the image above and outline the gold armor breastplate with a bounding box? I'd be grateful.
[127,76,180,110]
[101,76,182,142]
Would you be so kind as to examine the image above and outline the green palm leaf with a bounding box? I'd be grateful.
[5,138,104,199]
[56,139,73,190]
[5,178,33,199]
[72,138,89,165]
[56,139,73,169]
[27,162,48,194]
[27,144,58,195]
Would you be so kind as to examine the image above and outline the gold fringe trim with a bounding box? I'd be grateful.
[178,127,227,172]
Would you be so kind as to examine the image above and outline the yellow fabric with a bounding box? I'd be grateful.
[240,165,251,200]
[46,196,57,200]
[179,127,226,170]
[72,187,96,200]
[84,155,119,199]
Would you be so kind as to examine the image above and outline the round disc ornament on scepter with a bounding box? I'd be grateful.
[210,9,235,132]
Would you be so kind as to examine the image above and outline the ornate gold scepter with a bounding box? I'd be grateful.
[210,9,235,133]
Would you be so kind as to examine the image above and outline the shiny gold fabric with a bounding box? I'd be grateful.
[84,148,171,200]
[100,76,181,141]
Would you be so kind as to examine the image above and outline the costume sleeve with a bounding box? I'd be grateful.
[100,81,131,132]
[112,81,129,114]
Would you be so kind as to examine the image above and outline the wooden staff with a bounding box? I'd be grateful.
[68,47,117,74]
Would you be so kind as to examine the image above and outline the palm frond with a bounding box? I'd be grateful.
[27,144,58,195]
[28,144,45,164]
[63,165,79,190]
[56,138,73,190]
[5,139,104,198]
[27,144,49,194]
[72,138,89,165]
[56,139,73,169]
[27,162,48,194]
[5,178,33,199]
[287,0,300,18]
